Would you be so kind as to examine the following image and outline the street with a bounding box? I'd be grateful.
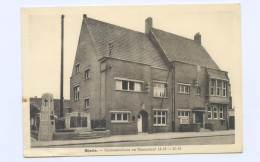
[46,134,234,148]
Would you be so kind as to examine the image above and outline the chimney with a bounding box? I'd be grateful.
[145,17,153,34]
[83,14,87,19]
[194,32,201,44]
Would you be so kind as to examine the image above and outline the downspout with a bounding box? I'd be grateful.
[172,62,176,132]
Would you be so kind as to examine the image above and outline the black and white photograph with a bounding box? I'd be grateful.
[21,4,242,157]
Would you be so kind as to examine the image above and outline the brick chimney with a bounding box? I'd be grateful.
[83,14,87,19]
[194,32,201,44]
[145,17,153,34]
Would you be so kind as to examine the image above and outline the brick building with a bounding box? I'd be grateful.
[69,15,231,135]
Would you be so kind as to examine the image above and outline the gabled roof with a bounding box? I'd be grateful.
[85,18,167,69]
[151,28,220,70]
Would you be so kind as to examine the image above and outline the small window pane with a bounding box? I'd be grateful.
[111,114,115,120]
[117,114,121,120]
[158,117,161,124]
[158,111,161,115]
[162,117,166,124]
[122,80,128,90]
[129,81,135,90]
[123,113,128,120]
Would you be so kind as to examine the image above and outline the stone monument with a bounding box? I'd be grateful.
[38,93,55,141]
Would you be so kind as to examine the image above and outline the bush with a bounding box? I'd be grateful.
[91,118,106,129]
[180,124,190,132]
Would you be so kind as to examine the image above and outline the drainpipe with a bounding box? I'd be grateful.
[172,62,176,132]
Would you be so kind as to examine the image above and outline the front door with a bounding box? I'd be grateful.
[195,112,204,128]
[137,114,142,132]
[137,110,148,133]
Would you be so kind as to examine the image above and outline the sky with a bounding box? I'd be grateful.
[22,4,241,108]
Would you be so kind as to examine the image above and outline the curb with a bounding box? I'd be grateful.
[32,133,235,148]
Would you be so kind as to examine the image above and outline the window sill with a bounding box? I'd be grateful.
[74,99,80,102]
[153,124,168,127]
[153,96,168,99]
[84,107,90,109]
[84,78,90,81]
[115,89,142,93]
[111,121,130,124]
[178,92,190,95]
[208,118,225,120]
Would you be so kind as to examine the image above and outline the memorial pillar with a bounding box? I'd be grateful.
[38,93,55,141]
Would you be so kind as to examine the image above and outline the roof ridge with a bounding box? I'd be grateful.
[151,28,196,43]
[87,17,145,35]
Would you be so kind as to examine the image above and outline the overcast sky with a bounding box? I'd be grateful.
[23,4,240,108]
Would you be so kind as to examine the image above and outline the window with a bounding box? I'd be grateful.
[75,63,80,74]
[84,98,89,109]
[178,110,190,124]
[219,107,224,119]
[178,83,190,94]
[197,87,201,95]
[178,110,190,117]
[208,107,212,119]
[216,80,222,96]
[211,79,216,95]
[74,85,80,100]
[153,82,167,97]
[222,81,227,97]
[85,68,90,79]
[111,112,129,122]
[115,79,142,92]
[213,107,218,119]
[153,110,167,125]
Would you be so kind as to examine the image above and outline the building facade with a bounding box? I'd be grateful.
[69,15,231,135]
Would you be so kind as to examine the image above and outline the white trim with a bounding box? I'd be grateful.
[73,83,80,87]
[75,62,80,65]
[153,109,168,111]
[177,83,191,86]
[177,109,191,112]
[153,80,168,84]
[114,77,144,83]
[110,111,131,113]
[84,66,90,70]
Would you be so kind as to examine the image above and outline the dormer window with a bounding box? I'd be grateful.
[75,62,80,74]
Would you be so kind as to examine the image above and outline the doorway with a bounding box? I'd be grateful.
[195,112,204,128]
[137,110,148,133]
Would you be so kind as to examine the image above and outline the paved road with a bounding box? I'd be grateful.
[48,134,234,148]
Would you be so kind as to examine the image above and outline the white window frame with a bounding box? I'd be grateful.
[153,110,167,126]
[222,81,227,97]
[84,67,90,80]
[216,80,221,96]
[110,111,130,123]
[153,81,167,98]
[114,77,143,92]
[177,109,191,124]
[74,85,80,100]
[75,62,80,74]
[213,107,218,119]
[208,107,212,119]
[219,107,224,119]
[84,97,90,109]
[178,83,190,94]
[211,79,216,96]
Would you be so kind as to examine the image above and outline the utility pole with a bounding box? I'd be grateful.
[60,14,64,118]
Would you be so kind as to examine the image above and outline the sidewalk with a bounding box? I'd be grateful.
[31,130,234,147]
